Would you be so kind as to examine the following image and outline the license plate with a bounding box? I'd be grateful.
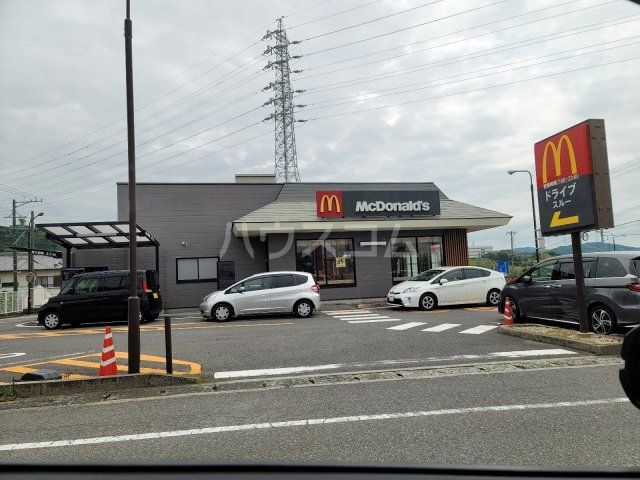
[152,292,158,299]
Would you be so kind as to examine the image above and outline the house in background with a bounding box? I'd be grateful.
[0,252,61,289]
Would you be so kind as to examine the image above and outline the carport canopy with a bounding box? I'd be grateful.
[37,221,160,271]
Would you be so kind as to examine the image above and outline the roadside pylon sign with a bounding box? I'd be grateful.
[98,327,118,377]
[503,298,514,326]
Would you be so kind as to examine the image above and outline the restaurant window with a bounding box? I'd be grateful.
[391,236,443,283]
[296,239,355,287]
[176,257,218,283]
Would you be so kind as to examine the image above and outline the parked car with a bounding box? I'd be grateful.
[38,270,162,330]
[199,271,320,321]
[498,251,640,335]
[387,266,506,310]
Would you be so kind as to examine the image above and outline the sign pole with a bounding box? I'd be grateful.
[571,232,589,333]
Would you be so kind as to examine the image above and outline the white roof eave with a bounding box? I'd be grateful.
[232,216,511,237]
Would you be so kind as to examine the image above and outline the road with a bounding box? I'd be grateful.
[0,304,637,467]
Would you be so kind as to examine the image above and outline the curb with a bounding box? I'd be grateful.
[0,373,197,399]
[498,325,622,355]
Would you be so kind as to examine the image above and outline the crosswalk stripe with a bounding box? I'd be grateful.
[348,319,401,324]
[335,315,390,320]
[422,323,461,332]
[460,325,499,334]
[323,310,371,315]
[387,322,427,331]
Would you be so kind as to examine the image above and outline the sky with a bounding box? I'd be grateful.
[1,0,638,252]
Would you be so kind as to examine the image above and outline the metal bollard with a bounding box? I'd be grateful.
[164,315,173,374]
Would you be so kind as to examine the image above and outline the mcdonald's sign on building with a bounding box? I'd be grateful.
[534,119,613,237]
[316,191,344,218]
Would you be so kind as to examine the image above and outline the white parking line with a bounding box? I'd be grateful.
[460,325,499,335]
[335,315,391,320]
[387,322,427,331]
[422,323,461,332]
[348,319,401,324]
[0,398,626,451]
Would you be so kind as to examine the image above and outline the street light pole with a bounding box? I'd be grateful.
[508,170,540,263]
[124,0,140,374]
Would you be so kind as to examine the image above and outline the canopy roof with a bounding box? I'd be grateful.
[37,222,159,250]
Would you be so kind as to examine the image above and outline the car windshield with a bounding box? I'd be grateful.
[2,0,639,471]
[410,269,446,282]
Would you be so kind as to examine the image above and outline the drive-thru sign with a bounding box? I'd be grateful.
[534,119,613,236]
[533,119,614,333]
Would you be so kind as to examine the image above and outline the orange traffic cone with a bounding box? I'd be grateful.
[502,297,514,326]
[98,327,118,377]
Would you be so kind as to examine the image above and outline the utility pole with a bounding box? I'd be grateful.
[124,0,140,374]
[12,200,17,292]
[263,18,305,182]
[27,211,44,314]
[507,231,517,252]
[7,198,41,293]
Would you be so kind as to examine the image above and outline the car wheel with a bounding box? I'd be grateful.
[486,289,501,306]
[294,300,313,318]
[213,303,233,322]
[590,305,617,335]
[419,293,437,311]
[43,312,62,330]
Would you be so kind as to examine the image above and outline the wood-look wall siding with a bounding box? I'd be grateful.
[444,229,469,266]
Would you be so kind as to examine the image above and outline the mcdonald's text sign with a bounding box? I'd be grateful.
[534,119,613,236]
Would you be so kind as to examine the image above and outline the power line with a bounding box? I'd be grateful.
[303,55,640,121]
[297,14,640,82]
[301,38,640,109]
[6,64,268,185]
[300,0,447,41]
[301,0,508,52]
[300,0,594,70]
[288,0,385,29]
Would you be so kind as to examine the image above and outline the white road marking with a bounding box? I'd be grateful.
[212,348,577,380]
[335,315,391,320]
[323,310,371,315]
[387,322,427,330]
[0,398,627,451]
[489,348,577,358]
[348,319,401,324]
[15,322,40,328]
[422,323,461,332]
[214,364,341,379]
[0,352,26,361]
[460,325,499,335]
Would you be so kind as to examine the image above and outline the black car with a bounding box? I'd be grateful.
[499,251,640,335]
[37,270,162,330]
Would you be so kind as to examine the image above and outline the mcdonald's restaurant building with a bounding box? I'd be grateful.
[73,174,511,309]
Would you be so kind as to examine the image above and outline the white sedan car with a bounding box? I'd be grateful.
[387,266,505,311]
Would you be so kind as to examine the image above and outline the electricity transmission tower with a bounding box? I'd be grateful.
[262,18,305,182]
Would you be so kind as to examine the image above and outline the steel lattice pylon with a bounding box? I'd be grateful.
[263,18,304,183]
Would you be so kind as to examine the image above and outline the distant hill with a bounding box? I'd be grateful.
[513,247,536,254]
[0,225,60,252]
[547,241,639,255]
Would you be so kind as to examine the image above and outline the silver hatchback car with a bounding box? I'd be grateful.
[199,271,320,321]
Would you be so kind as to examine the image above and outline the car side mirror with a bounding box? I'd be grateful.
[238,286,245,293]
[522,275,532,285]
[620,326,640,410]
[67,288,75,295]
[439,278,449,285]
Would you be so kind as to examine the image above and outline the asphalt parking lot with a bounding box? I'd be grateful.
[0,303,582,383]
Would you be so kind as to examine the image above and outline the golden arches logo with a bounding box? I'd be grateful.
[541,134,578,184]
[319,194,341,213]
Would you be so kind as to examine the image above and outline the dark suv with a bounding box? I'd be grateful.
[499,251,640,335]
[38,270,162,330]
